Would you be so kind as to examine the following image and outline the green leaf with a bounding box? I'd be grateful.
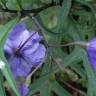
[40,80,51,96]
[21,0,41,9]
[6,0,21,10]
[28,76,48,96]
[0,0,7,7]
[0,18,20,96]
[87,80,94,96]
[40,0,51,3]
[0,71,6,96]
[57,0,72,34]
[51,81,72,96]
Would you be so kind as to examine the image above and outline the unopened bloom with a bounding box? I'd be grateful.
[86,38,96,70]
[19,84,29,96]
[4,23,46,77]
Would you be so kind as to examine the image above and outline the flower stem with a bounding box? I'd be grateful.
[47,41,89,48]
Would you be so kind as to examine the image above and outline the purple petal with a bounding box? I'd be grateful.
[31,32,43,43]
[9,57,31,77]
[86,38,96,70]
[22,43,39,55]
[23,44,46,67]
[9,23,26,39]
[19,84,29,96]
[8,23,34,49]
[4,39,14,57]
[21,32,42,52]
[10,30,30,49]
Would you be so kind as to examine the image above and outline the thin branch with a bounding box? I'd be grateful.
[61,80,86,96]
[53,58,86,96]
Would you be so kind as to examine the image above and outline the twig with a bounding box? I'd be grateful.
[61,80,86,96]
[53,58,86,96]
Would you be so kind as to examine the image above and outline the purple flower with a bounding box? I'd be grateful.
[86,38,96,70]
[19,84,29,96]
[4,23,46,77]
